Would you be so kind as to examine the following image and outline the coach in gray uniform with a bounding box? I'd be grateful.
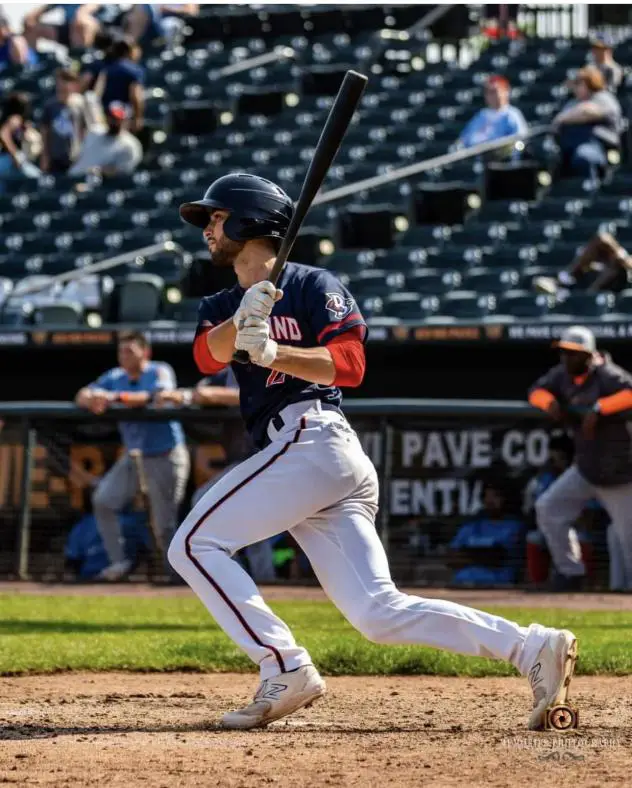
[76,330,190,581]
[528,325,632,590]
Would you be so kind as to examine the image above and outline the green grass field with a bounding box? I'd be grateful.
[0,594,630,677]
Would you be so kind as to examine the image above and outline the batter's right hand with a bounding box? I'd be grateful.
[233,281,283,329]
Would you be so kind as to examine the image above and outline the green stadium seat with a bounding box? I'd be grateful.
[382,292,441,321]
[116,274,165,323]
[496,291,555,318]
[463,268,522,293]
[550,292,616,319]
[32,302,85,326]
[346,269,405,297]
[406,269,462,294]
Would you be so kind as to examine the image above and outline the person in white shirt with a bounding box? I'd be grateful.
[69,100,142,177]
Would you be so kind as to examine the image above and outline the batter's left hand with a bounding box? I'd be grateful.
[235,316,278,367]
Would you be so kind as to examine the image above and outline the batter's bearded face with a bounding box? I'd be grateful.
[203,210,245,267]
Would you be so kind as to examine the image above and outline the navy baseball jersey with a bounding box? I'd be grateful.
[195,262,367,448]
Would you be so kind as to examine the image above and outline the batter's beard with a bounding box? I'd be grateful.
[209,236,245,267]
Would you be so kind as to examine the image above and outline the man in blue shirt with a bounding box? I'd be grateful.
[448,481,526,587]
[75,330,190,581]
[457,75,528,158]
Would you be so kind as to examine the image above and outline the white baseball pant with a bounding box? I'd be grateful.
[168,400,548,679]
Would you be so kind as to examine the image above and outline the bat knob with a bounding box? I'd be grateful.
[232,350,250,364]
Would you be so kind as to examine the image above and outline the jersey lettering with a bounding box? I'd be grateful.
[270,315,302,341]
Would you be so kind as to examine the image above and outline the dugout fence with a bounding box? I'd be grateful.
[0,399,613,590]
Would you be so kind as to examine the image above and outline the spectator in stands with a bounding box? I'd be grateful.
[24,4,102,51]
[122,4,199,50]
[78,30,116,92]
[93,36,145,133]
[40,69,86,174]
[0,12,38,70]
[552,66,622,182]
[0,92,41,193]
[456,75,528,159]
[446,479,525,587]
[590,36,623,93]
[533,231,630,296]
[68,101,142,178]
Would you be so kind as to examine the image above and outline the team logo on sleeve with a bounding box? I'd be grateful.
[325,292,355,321]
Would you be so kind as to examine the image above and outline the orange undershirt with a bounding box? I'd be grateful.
[192,325,366,387]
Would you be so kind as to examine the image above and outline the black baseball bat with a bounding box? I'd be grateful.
[233,69,368,363]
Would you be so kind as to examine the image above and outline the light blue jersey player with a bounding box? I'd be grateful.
[76,330,190,581]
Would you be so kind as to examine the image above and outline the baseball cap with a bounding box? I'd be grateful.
[554,326,596,354]
[107,101,131,120]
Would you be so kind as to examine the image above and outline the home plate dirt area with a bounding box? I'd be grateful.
[0,673,630,786]
[1,585,631,787]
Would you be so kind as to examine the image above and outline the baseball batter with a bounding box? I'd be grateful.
[168,173,577,730]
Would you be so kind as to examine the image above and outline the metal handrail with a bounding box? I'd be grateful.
[313,125,551,206]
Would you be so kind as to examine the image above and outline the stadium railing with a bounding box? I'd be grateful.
[0,398,585,584]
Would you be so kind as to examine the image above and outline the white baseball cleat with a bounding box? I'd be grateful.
[220,665,326,730]
[527,628,578,730]
[96,559,133,582]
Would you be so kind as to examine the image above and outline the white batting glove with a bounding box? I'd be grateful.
[235,316,278,367]
[232,281,283,329]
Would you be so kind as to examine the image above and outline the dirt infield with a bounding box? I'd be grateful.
[2,583,631,786]
[1,673,631,787]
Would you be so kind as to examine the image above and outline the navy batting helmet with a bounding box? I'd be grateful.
[179,173,293,243]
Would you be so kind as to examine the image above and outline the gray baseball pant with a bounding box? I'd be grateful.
[93,444,191,565]
[535,463,632,581]
[191,465,277,583]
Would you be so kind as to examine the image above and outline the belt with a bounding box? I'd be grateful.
[270,402,342,433]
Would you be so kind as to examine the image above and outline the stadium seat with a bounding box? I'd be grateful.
[550,292,616,319]
[382,293,441,321]
[33,302,85,326]
[346,269,405,298]
[0,277,13,304]
[438,291,496,320]
[496,291,555,318]
[463,268,522,294]
[115,274,165,323]
[406,269,462,294]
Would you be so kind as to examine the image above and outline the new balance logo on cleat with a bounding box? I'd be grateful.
[255,681,289,701]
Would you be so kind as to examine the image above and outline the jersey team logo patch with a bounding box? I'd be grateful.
[325,292,355,321]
